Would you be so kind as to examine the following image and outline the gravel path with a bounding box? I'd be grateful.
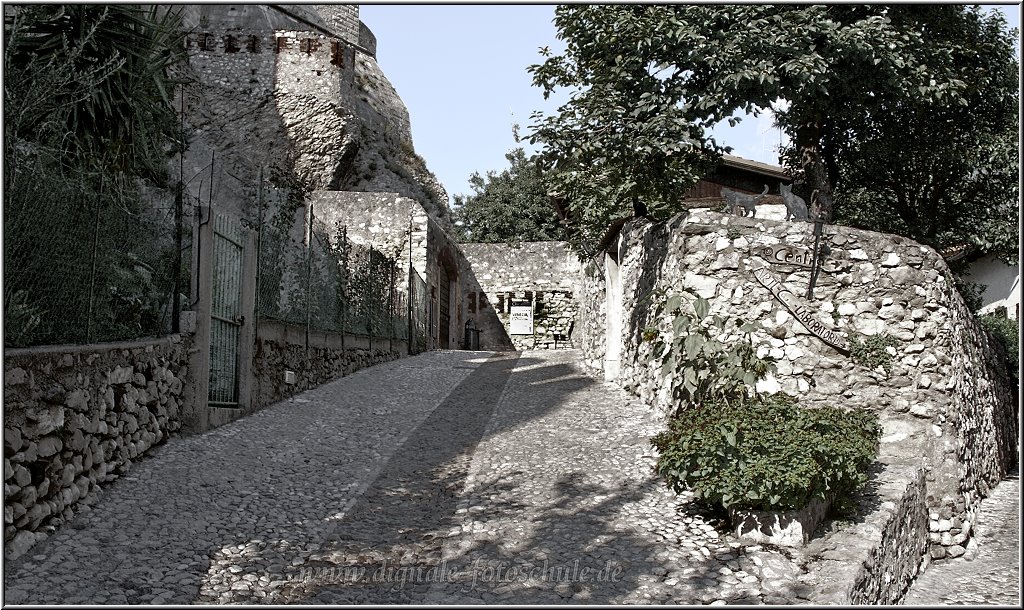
[902,474,1020,606]
[4,349,808,604]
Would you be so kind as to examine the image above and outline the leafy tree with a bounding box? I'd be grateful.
[823,7,1019,263]
[528,5,980,252]
[451,148,566,243]
[3,5,186,345]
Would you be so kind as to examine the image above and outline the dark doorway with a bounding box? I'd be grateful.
[439,262,452,348]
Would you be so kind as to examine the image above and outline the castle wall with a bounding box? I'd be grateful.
[458,242,582,351]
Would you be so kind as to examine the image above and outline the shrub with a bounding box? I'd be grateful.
[979,314,1019,384]
[651,394,881,511]
[643,288,776,416]
[848,332,899,374]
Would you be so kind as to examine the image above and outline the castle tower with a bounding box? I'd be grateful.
[314,5,360,46]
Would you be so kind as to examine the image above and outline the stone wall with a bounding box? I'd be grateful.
[458,242,582,351]
[314,4,361,46]
[4,335,191,560]
[798,464,929,604]
[578,209,1017,562]
[252,319,402,409]
[358,20,378,58]
[576,257,607,370]
[308,190,465,350]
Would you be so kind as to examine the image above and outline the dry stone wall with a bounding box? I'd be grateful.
[458,242,582,351]
[4,335,191,560]
[578,209,1017,563]
[252,320,401,409]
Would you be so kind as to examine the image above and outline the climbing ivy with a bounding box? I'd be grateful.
[848,333,900,374]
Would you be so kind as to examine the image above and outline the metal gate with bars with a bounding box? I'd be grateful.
[209,212,244,405]
[409,268,428,354]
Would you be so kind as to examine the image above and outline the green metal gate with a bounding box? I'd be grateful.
[409,267,427,354]
[209,213,244,406]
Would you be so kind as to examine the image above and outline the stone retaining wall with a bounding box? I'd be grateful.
[578,209,1017,563]
[801,463,929,604]
[4,335,192,560]
[459,242,582,351]
[252,318,403,409]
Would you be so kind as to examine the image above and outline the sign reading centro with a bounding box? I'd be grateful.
[750,264,850,352]
[751,244,848,272]
[755,244,814,268]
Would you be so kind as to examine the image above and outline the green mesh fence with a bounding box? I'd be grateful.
[4,157,191,348]
[255,210,409,341]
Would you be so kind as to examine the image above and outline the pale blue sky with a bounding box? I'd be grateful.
[360,3,1021,204]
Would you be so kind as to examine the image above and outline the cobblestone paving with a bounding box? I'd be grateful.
[3,352,488,604]
[902,474,1020,606]
[4,349,808,604]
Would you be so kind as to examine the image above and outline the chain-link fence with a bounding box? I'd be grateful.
[255,206,410,344]
[4,157,191,348]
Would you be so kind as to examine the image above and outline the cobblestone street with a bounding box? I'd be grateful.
[4,350,815,604]
[903,474,1021,606]
[3,349,1018,605]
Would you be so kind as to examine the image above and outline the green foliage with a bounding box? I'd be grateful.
[826,7,1019,263]
[451,148,566,244]
[4,4,186,183]
[528,5,1008,252]
[644,288,776,416]
[847,333,900,374]
[3,5,187,346]
[979,314,1019,385]
[951,273,986,314]
[650,395,881,511]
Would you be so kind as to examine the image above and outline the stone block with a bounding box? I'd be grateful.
[65,388,90,412]
[108,366,134,385]
[36,435,63,458]
[4,427,23,454]
[25,404,65,437]
[13,463,31,488]
[729,494,833,547]
[5,368,28,386]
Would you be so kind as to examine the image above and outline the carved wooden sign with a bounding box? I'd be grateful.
[750,263,850,352]
[750,244,848,272]
[754,244,814,268]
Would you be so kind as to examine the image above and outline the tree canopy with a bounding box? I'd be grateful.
[4,4,185,183]
[822,7,1019,263]
[451,147,566,244]
[527,5,1014,255]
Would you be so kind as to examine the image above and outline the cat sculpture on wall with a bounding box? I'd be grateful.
[778,183,810,222]
[722,185,769,218]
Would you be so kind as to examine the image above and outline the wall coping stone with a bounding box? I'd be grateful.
[4,334,185,359]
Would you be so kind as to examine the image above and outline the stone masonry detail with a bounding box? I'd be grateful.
[576,209,1017,563]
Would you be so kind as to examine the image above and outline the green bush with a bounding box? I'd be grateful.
[650,395,881,511]
[848,332,899,374]
[643,289,776,416]
[979,314,1019,384]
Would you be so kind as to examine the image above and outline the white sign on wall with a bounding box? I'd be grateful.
[509,305,534,335]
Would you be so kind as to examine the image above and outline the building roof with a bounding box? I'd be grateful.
[719,154,790,180]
